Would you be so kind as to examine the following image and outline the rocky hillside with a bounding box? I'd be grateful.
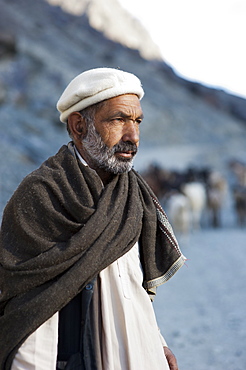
[0,0,245,215]
[46,0,163,61]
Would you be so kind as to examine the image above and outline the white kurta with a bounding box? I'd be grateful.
[11,244,169,370]
[99,242,169,370]
[11,312,59,370]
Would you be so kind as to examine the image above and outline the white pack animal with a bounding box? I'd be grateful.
[181,182,207,230]
[166,192,191,235]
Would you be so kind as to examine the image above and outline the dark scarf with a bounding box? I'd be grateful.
[0,145,185,369]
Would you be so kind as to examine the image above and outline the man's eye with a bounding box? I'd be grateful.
[114,117,124,123]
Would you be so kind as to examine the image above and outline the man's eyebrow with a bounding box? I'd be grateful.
[110,111,144,120]
[137,113,144,120]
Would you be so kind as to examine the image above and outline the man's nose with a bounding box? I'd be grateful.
[122,121,139,144]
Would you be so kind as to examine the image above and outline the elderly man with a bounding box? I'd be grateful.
[0,68,186,370]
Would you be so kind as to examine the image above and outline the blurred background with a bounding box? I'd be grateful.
[0,0,245,369]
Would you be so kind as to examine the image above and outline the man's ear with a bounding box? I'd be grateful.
[67,112,87,140]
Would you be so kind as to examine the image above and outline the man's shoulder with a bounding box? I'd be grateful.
[10,145,74,199]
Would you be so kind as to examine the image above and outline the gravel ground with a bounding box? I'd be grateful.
[154,224,246,370]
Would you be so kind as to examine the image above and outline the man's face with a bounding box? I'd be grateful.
[82,94,143,174]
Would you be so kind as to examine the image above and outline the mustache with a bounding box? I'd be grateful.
[112,141,138,154]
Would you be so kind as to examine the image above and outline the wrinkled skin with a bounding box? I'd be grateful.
[68,94,143,184]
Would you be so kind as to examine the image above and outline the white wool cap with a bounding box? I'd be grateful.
[57,67,144,123]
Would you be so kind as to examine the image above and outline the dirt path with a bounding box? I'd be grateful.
[154,227,246,370]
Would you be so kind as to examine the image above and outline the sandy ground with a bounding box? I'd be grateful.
[154,222,246,370]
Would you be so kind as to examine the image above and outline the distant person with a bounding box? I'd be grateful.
[0,67,186,370]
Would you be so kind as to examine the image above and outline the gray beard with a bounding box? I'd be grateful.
[82,122,138,174]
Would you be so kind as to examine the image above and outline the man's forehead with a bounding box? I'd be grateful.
[95,94,143,118]
[100,94,143,112]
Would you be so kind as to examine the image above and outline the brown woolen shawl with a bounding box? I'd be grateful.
[0,145,185,369]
